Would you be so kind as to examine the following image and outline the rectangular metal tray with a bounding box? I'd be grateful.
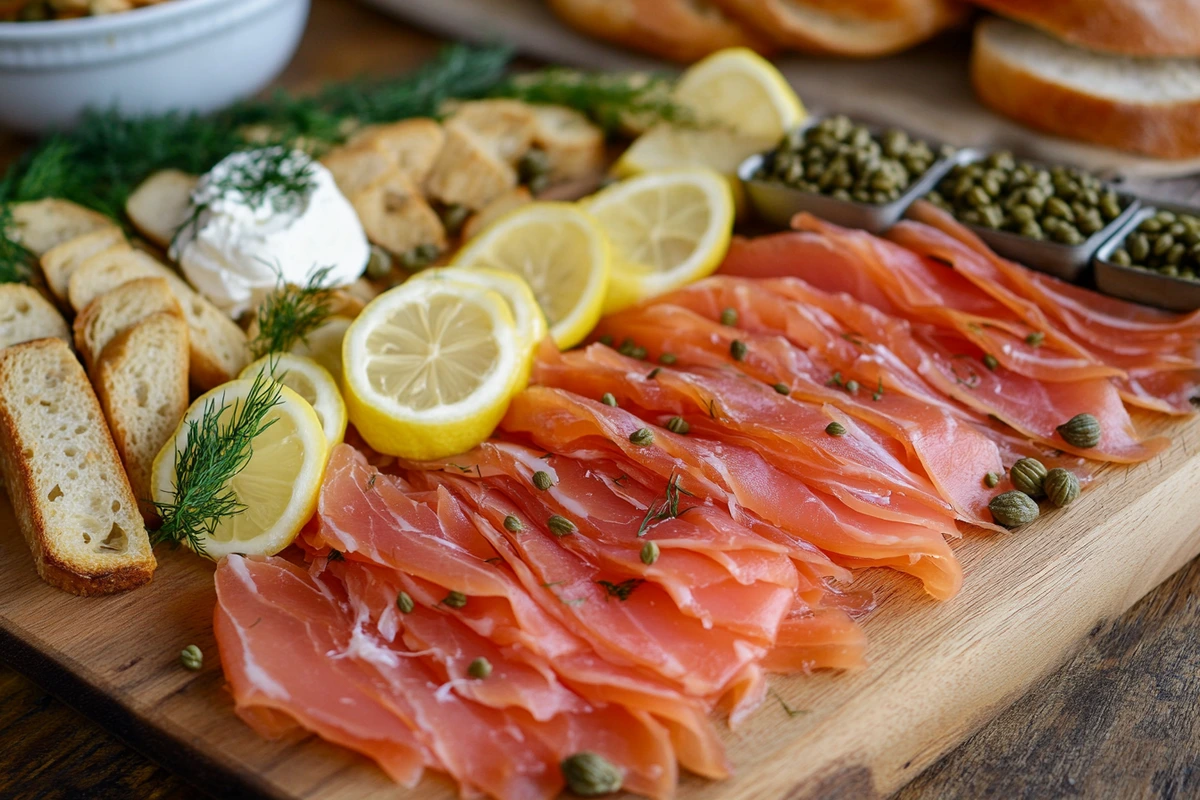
[1093,200,1200,312]
[928,148,1141,282]
[738,116,956,234]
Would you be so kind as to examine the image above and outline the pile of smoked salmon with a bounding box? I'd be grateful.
[212,205,1199,800]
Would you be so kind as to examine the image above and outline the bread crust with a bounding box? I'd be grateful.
[546,0,776,62]
[0,338,154,595]
[972,0,1200,58]
[971,22,1200,159]
[712,0,967,57]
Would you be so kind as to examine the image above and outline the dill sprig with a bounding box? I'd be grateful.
[596,578,645,601]
[173,147,318,251]
[492,68,694,134]
[152,369,284,557]
[0,206,34,284]
[249,265,336,359]
[637,472,695,537]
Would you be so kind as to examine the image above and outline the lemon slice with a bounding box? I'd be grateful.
[450,203,610,350]
[240,353,348,449]
[150,378,328,559]
[342,279,526,460]
[674,48,805,140]
[408,267,548,352]
[291,315,352,386]
[586,169,734,313]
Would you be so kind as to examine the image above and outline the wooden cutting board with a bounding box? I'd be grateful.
[361,0,1200,181]
[2,408,1198,800]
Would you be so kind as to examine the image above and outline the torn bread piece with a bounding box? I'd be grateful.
[8,199,115,256]
[0,284,70,350]
[67,249,247,389]
[461,187,533,241]
[445,100,537,164]
[322,146,398,200]
[0,337,154,595]
[40,227,128,304]
[94,311,189,523]
[530,105,606,182]
[125,169,199,248]
[73,276,181,371]
[345,118,446,184]
[353,173,447,256]
[424,125,518,211]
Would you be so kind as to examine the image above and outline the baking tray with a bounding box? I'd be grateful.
[926,148,1141,282]
[738,118,956,234]
[1094,200,1200,312]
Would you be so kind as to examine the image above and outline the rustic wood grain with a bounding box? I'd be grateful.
[3,2,1200,800]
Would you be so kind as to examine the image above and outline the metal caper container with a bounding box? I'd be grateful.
[738,116,957,234]
[1094,201,1200,312]
[924,148,1140,282]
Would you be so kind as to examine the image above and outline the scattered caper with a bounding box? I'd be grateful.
[1044,468,1081,508]
[989,490,1040,528]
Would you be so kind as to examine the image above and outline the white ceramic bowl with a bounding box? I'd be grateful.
[0,0,310,134]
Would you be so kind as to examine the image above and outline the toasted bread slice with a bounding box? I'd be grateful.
[322,146,398,199]
[125,169,199,248]
[0,284,70,350]
[94,311,189,522]
[461,187,533,241]
[73,276,181,371]
[445,100,538,165]
[0,338,154,595]
[8,199,115,256]
[345,118,446,184]
[530,105,606,183]
[971,17,1200,159]
[972,0,1200,58]
[39,227,128,304]
[67,249,248,389]
[546,0,775,62]
[352,172,447,256]
[424,125,518,211]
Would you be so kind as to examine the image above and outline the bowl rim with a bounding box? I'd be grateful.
[0,0,291,40]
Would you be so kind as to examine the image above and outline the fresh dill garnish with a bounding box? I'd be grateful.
[826,371,844,388]
[840,332,866,347]
[637,472,695,537]
[151,369,285,557]
[771,689,805,718]
[596,578,645,602]
[173,147,318,251]
[249,265,336,359]
[492,68,694,134]
[0,206,34,284]
[872,377,885,402]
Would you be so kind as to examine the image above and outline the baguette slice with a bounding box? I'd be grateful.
[125,169,198,248]
[529,105,606,183]
[546,0,775,62]
[971,17,1200,159]
[0,284,70,350]
[68,248,248,389]
[322,146,398,200]
[94,311,189,523]
[0,338,154,595]
[972,0,1200,58]
[713,0,966,57]
[423,125,518,211]
[40,227,127,304]
[73,276,181,372]
[445,100,538,165]
[8,199,114,256]
[344,118,446,184]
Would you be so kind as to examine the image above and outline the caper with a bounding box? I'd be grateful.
[979,206,1003,229]
[1129,233,1150,262]
[365,244,393,280]
[1110,248,1131,266]
[1167,243,1186,266]
[1011,204,1036,224]
[1154,234,1176,256]
[1156,210,1177,225]
[1018,221,1044,240]
[1140,217,1163,233]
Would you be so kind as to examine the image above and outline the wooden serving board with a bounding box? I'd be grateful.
[361,0,1200,181]
[2,409,1199,800]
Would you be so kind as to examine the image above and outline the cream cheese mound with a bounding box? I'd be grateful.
[171,148,368,317]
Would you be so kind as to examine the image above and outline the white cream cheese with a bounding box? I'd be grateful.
[171,148,369,317]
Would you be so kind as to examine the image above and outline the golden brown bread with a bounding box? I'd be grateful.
[971,17,1200,159]
[546,0,775,62]
[971,0,1200,58]
[0,338,154,595]
[712,0,968,57]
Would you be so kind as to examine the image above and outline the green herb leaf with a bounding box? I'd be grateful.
[596,578,644,601]
[249,264,337,360]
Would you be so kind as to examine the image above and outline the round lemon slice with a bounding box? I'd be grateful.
[150,378,329,559]
[586,169,734,313]
[240,353,348,449]
[450,203,610,350]
[342,279,525,460]
[291,315,353,386]
[674,47,805,140]
[408,267,548,352]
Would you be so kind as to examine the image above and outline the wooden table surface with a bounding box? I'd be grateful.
[2,1,1199,798]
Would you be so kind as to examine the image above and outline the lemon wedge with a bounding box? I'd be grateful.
[614,48,805,202]
[240,353,348,449]
[450,203,610,350]
[342,279,527,460]
[586,169,734,313]
[150,378,329,559]
[291,315,353,387]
